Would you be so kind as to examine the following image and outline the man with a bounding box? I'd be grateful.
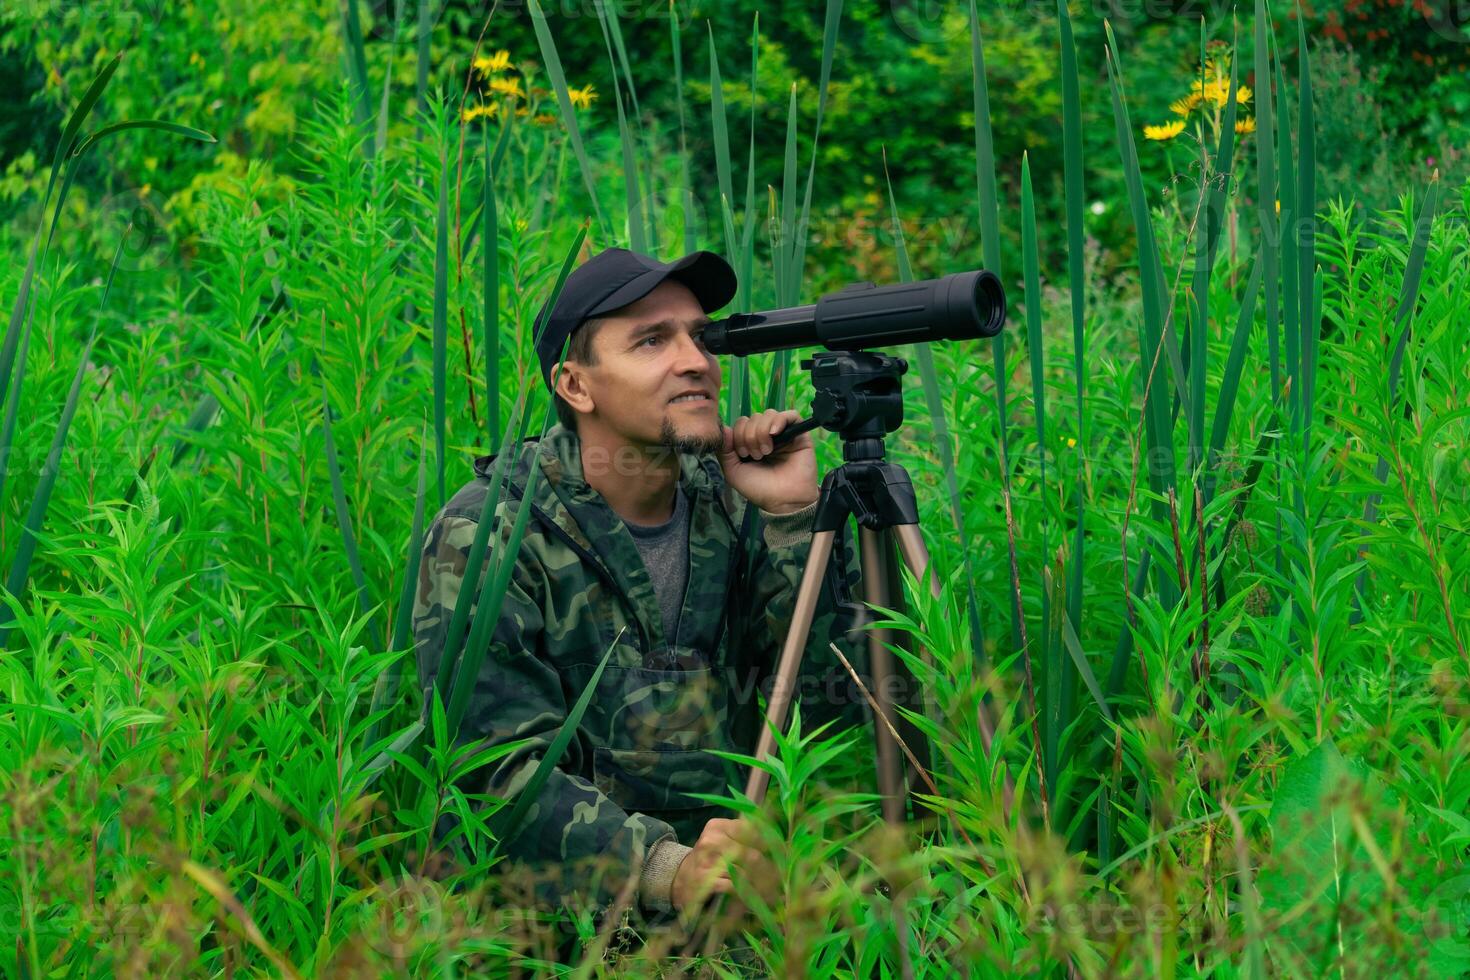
[411,246,863,937]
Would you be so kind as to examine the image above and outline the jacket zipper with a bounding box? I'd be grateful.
[502,478,654,653]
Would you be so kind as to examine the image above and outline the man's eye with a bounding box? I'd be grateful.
[639,336,660,347]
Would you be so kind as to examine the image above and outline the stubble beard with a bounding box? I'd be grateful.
[658,412,723,456]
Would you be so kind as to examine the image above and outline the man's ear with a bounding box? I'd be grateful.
[555,360,595,416]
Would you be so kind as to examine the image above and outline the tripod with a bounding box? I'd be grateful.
[674,350,954,965]
[743,350,943,828]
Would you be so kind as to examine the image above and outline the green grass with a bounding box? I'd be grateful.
[0,3,1468,976]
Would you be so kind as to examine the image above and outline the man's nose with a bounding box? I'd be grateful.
[672,332,712,373]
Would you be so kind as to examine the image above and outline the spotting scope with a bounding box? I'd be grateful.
[701,269,1006,357]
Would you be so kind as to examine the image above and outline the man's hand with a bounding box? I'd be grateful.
[718,409,819,515]
[671,817,774,912]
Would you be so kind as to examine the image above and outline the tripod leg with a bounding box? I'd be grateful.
[894,522,1010,814]
[878,527,941,834]
[891,524,940,601]
[743,529,837,806]
[859,527,906,826]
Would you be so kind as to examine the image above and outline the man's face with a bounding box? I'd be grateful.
[561,279,724,455]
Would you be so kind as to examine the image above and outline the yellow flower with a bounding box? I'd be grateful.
[489,76,523,100]
[1234,116,1256,135]
[532,113,559,127]
[460,102,500,123]
[1274,199,1281,214]
[567,84,598,109]
[1144,120,1185,141]
[1170,93,1200,117]
[1199,79,1231,108]
[1066,437,1077,448]
[1236,83,1252,105]
[473,49,512,75]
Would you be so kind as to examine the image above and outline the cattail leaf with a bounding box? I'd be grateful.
[1104,22,1179,609]
[322,384,381,653]
[433,120,450,509]
[881,152,987,674]
[482,117,500,447]
[786,0,843,293]
[1022,153,1063,791]
[341,0,373,132]
[437,224,586,698]
[68,120,216,160]
[670,0,695,254]
[526,0,609,237]
[1208,255,1264,489]
[1056,0,1088,670]
[1295,9,1317,448]
[363,421,431,752]
[1255,0,1281,408]
[969,0,1017,648]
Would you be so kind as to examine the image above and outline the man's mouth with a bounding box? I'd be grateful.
[669,392,713,405]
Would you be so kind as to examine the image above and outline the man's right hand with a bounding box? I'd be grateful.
[670,817,747,912]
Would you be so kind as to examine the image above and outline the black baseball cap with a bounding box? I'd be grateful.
[533,247,738,391]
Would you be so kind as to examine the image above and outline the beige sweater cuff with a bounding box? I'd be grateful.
[639,836,693,915]
[760,500,817,551]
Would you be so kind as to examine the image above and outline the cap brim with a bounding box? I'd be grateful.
[586,250,737,321]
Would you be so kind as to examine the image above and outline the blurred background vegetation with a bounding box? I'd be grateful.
[4,0,1466,296]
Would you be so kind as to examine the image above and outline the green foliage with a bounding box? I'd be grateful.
[0,3,1468,976]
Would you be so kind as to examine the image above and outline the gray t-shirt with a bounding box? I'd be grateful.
[623,484,691,653]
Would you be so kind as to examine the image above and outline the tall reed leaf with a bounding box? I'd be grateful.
[1104,22,1179,610]
[880,154,980,796]
[669,0,695,255]
[1021,153,1064,796]
[527,0,609,237]
[322,385,382,653]
[482,117,501,446]
[881,153,987,677]
[1254,0,1281,408]
[604,44,645,253]
[1295,11,1317,450]
[340,0,374,132]
[433,124,450,508]
[967,0,1019,652]
[434,224,586,700]
[1056,0,1087,691]
[363,422,431,752]
[1185,25,1241,476]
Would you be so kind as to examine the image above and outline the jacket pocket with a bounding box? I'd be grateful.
[587,664,729,752]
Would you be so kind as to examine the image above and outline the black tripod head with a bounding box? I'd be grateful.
[799,350,909,464]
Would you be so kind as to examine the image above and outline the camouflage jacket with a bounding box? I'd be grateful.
[411,423,862,918]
